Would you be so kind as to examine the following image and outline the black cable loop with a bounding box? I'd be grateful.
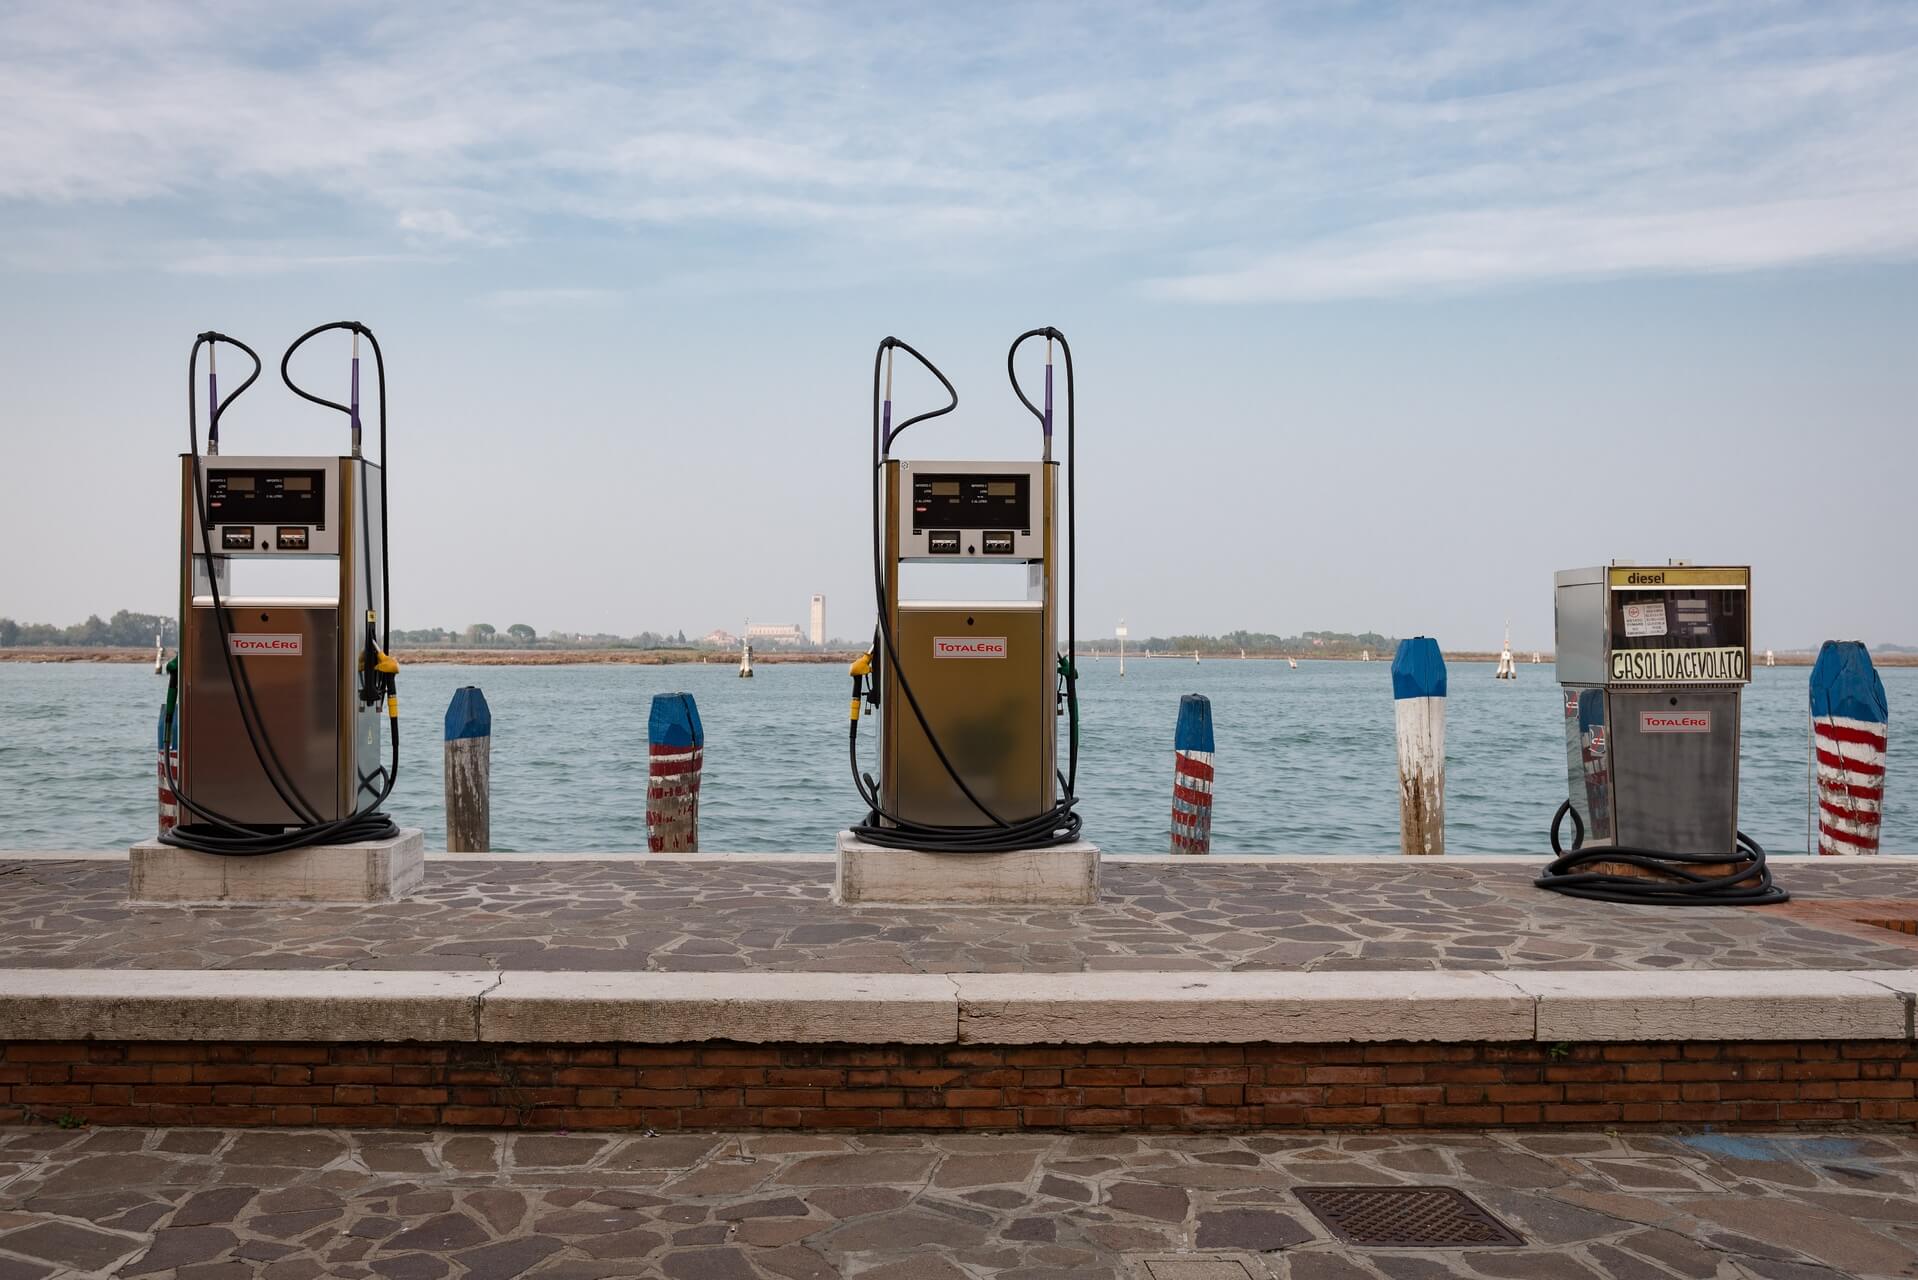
[1536,798,1788,905]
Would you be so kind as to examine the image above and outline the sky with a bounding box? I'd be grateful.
[1,0,1915,652]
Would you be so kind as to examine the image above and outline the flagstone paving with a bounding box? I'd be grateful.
[1,1124,1916,1278]
[0,857,1915,976]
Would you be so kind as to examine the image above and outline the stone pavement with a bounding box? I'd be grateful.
[0,857,1916,975]
[2,1124,1917,1279]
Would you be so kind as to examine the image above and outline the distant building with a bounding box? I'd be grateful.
[809,595,826,647]
[745,623,805,647]
[701,629,738,648]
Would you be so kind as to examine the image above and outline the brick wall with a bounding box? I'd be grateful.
[3,1040,1916,1131]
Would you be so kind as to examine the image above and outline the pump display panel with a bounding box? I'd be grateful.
[912,473,1031,533]
[206,469,327,526]
[893,459,1048,561]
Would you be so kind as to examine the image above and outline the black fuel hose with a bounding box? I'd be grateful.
[1536,799,1788,905]
[847,331,1083,852]
[161,326,399,856]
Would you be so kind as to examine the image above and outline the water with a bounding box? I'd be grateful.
[0,659,1909,853]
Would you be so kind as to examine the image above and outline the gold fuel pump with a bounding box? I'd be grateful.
[846,330,1082,853]
[162,324,401,856]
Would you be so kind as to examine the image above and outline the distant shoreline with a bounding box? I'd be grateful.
[6,647,1908,667]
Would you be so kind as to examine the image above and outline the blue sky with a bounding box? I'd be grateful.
[2,0,1915,649]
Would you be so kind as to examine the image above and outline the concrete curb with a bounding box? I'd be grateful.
[6,851,1918,863]
[2,968,1913,1046]
[953,971,1533,1044]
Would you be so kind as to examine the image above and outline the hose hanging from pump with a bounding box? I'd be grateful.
[161,325,400,856]
[846,330,1083,852]
[1536,800,1788,905]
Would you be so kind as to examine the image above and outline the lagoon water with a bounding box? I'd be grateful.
[0,659,1909,854]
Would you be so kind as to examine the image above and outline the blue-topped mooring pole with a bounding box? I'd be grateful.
[1809,641,1887,856]
[1171,693,1216,854]
[444,686,492,853]
[648,692,705,853]
[1391,638,1446,856]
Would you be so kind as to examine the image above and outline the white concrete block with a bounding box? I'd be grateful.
[834,832,1099,906]
[128,828,425,903]
[1509,969,1909,1042]
[479,972,958,1044]
[955,970,1535,1044]
[0,968,490,1042]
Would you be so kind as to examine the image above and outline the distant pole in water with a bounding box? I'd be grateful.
[1171,693,1215,854]
[1766,649,1776,668]
[1809,642,1886,856]
[647,692,704,853]
[444,686,492,853]
[1392,637,1446,856]
[1117,621,1127,678]
[1494,620,1517,679]
[153,632,165,674]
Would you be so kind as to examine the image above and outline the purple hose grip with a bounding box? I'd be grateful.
[350,356,361,429]
[882,399,892,440]
[1043,364,1054,436]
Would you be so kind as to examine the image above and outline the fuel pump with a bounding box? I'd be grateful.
[161,324,401,856]
[846,330,1082,852]
[1537,562,1785,904]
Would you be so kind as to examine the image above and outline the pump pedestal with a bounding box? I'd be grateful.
[129,828,424,904]
[834,832,1099,906]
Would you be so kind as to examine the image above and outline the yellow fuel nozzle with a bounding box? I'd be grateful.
[387,694,399,720]
[375,651,400,675]
[849,651,872,678]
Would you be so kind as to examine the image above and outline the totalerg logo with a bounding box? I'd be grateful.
[933,636,1007,659]
[1640,711,1710,734]
[229,633,303,656]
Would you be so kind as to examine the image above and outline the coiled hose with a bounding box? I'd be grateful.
[1536,799,1788,905]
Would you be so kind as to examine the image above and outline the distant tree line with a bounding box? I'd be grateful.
[1079,629,1397,656]
[0,611,173,648]
[389,624,692,650]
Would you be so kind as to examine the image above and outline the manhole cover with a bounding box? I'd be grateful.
[1293,1186,1524,1248]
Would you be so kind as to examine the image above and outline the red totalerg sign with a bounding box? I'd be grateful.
[229,633,304,656]
[1640,710,1710,734]
[933,636,1007,659]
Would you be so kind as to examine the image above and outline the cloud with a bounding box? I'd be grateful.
[1,1,1915,298]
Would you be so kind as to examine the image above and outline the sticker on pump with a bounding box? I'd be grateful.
[228,633,303,656]
[1621,601,1667,637]
[933,636,1007,659]
[1640,710,1711,734]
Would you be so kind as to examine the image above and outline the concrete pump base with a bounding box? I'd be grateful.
[128,827,425,904]
[834,831,1100,905]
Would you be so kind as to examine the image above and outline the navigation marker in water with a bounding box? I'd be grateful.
[1809,642,1887,856]
[1171,694,1215,854]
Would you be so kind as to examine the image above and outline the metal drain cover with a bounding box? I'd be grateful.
[1294,1186,1524,1248]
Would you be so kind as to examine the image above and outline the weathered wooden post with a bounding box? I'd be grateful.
[1170,693,1215,854]
[647,692,705,853]
[1391,637,1446,856]
[444,686,491,853]
[1810,641,1887,855]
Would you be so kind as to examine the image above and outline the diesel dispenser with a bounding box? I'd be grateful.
[163,325,401,856]
[846,330,1082,852]
[1538,562,1785,904]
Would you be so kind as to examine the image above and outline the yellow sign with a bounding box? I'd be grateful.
[1610,646,1748,683]
[1608,567,1749,589]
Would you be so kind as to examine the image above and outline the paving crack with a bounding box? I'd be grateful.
[473,967,507,1041]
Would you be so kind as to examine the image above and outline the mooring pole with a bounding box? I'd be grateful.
[444,686,492,853]
[1809,641,1887,855]
[1171,693,1215,854]
[1392,637,1446,856]
[647,692,705,853]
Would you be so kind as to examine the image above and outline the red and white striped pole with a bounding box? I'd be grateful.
[647,693,705,853]
[1810,641,1887,855]
[157,708,180,835]
[1171,694,1215,853]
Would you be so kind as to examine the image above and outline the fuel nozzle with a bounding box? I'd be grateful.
[359,611,399,717]
[848,651,873,721]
